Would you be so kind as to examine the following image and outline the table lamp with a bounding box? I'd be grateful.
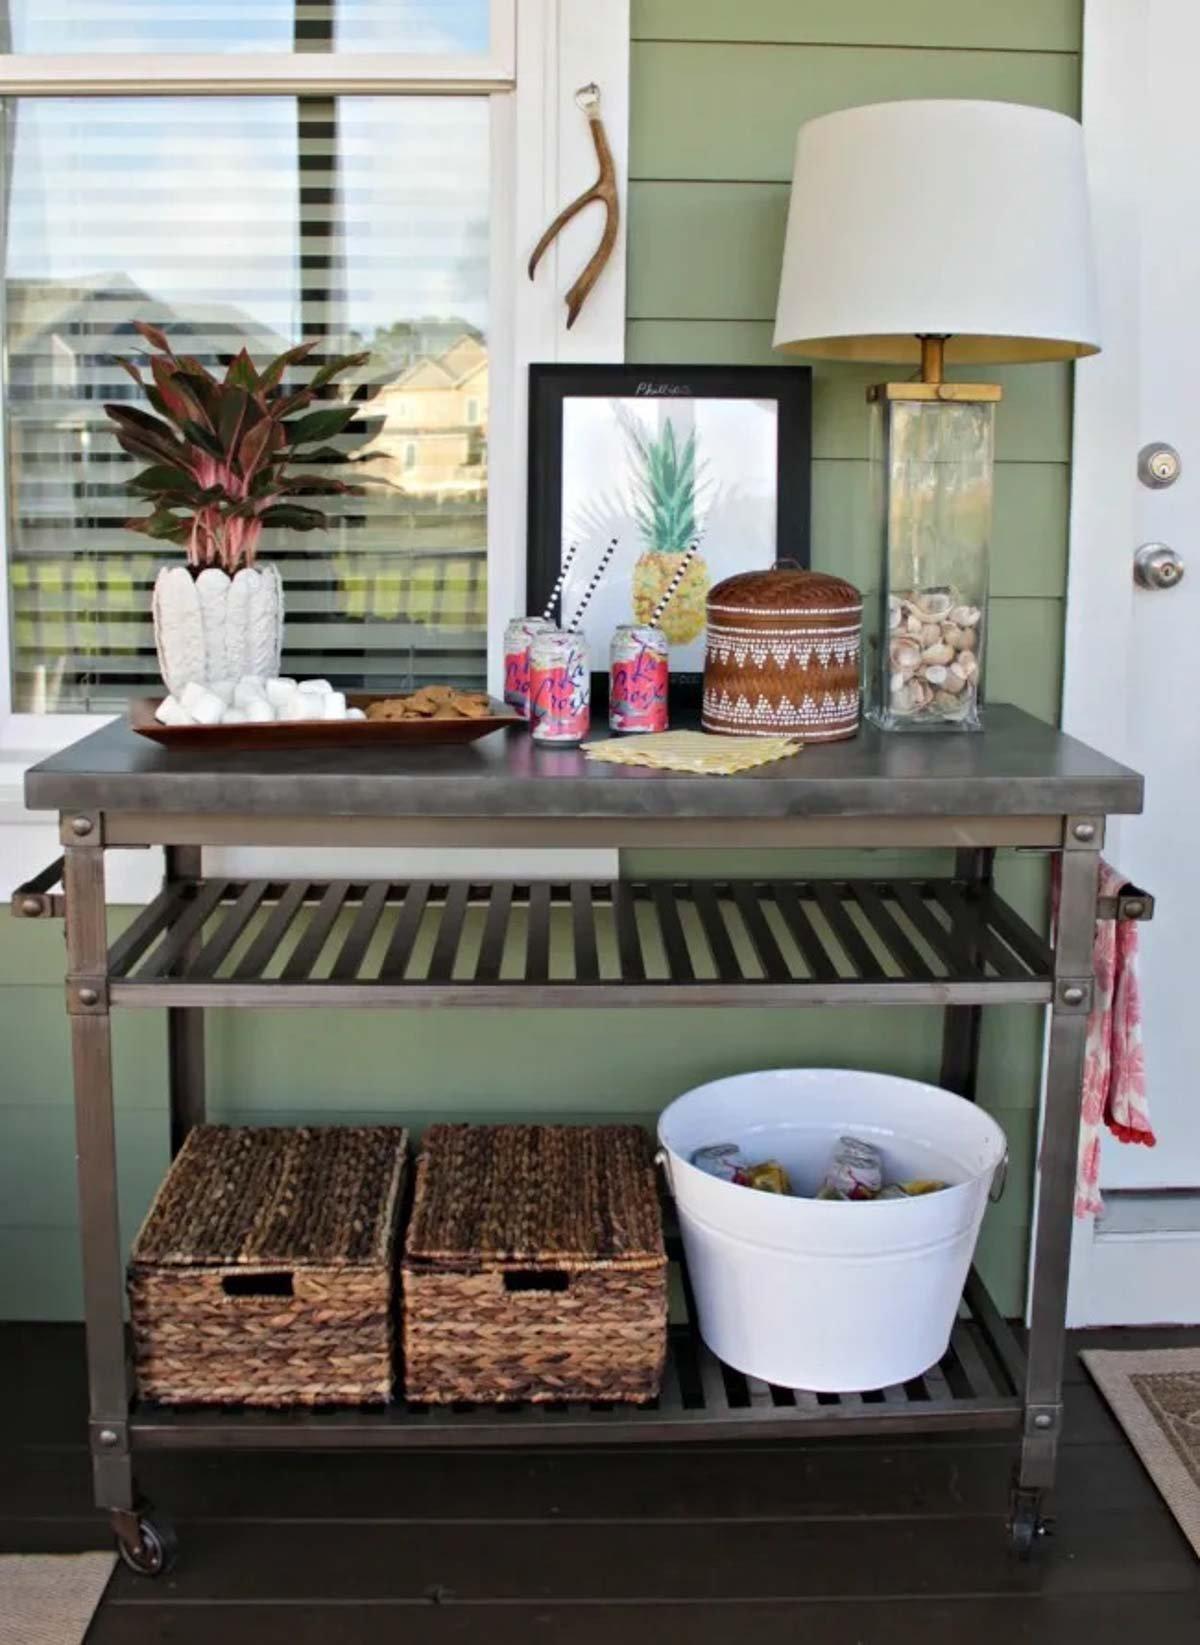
[774,99,1100,730]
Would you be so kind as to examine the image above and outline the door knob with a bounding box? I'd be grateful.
[1134,543,1185,589]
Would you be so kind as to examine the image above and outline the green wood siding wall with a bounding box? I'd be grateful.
[0,0,1081,1322]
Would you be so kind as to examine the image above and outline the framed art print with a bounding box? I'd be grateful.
[527,363,812,690]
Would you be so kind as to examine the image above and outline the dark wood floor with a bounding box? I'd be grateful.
[3,1323,1198,1643]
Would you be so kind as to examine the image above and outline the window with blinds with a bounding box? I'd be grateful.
[3,91,490,713]
[1,1,490,53]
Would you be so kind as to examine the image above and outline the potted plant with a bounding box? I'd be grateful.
[104,323,368,694]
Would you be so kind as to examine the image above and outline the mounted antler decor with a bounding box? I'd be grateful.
[528,83,619,329]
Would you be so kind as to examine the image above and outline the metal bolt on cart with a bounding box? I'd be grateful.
[14,705,1146,1570]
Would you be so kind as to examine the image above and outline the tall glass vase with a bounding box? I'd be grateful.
[868,392,996,731]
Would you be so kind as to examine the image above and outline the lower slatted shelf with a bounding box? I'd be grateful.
[127,1264,1024,1450]
[108,875,1053,1007]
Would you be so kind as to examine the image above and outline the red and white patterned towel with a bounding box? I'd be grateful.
[1071,860,1155,1217]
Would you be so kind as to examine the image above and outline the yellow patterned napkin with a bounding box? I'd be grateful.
[584,730,803,775]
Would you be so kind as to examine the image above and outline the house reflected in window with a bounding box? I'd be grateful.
[368,331,488,501]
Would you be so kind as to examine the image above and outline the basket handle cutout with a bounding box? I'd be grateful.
[222,1271,295,1299]
[503,1270,570,1293]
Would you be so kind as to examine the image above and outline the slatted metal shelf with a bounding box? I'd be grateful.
[127,1265,1022,1450]
[106,874,1053,1008]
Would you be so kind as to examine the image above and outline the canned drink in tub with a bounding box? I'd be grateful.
[530,629,590,746]
[503,616,554,718]
[610,623,669,734]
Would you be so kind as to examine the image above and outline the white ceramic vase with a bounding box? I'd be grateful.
[152,563,284,695]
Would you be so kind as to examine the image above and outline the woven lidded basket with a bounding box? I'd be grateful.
[403,1124,667,1404]
[702,565,862,741]
[129,1125,408,1406]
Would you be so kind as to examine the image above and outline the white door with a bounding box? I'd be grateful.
[1064,0,1200,1322]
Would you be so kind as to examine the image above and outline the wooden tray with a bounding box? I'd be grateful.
[130,695,522,751]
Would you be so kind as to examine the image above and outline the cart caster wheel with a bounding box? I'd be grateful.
[115,1513,177,1578]
[1008,1492,1052,1560]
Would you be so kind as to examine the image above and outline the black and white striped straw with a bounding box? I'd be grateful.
[650,540,700,627]
[567,538,619,634]
[540,541,580,623]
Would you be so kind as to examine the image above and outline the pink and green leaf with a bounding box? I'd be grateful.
[284,404,359,447]
[125,509,190,545]
[224,348,260,393]
[238,416,286,479]
[259,502,327,530]
[114,355,145,389]
[258,339,319,393]
[132,320,175,355]
[307,350,371,392]
[150,355,212,431]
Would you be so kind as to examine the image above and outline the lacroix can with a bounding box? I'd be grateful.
[503,616,553,718]
[610,623,668,734]
[529,629,590,746]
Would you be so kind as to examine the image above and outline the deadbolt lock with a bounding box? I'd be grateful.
[1138,443,1182,488]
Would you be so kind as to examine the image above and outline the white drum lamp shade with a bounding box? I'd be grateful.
[773,99,1100,365]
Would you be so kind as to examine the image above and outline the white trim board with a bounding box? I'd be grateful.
[1068,1222,1200,1326]
[1061,0,1200,1318]
[1061,0,1144,1325]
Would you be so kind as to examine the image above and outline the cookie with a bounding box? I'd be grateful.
[364,688,495,723]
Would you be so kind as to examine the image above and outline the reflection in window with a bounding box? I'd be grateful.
[3,96,489,711]
[1,1,490,54]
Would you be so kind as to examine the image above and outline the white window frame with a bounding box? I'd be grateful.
[0,0,629,893]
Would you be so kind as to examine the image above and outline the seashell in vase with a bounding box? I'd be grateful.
[889,636,922,671]
[153,563,284,696]
[884,586,984,727]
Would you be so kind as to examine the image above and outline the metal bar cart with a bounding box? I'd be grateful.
[17,704,1145,1571]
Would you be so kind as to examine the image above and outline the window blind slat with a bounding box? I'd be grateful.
[5,92,489,713]
[4,2,490,54]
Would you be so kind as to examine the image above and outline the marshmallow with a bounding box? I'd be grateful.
[182,686,224,726]
[278,694,321,721]
[322,692,348,721]
[220,707,248,725]
[240,700,275,724]
[298,678,333,695]
[264,677,297,707]
[233,677,267,708]
[155,695,192,726]
[345,707,367,721]
[208,678,236,706]
[180,681,210,712]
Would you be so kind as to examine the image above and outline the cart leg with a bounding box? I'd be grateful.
[165,845,205,1157]
[940,847,994,1099]
[63,825,136,1520]
[65,822,178,1575]
[1013,820,1100,1553]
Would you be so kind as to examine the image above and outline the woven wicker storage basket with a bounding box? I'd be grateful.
[129,1125,408,1407]
[702,565,862,741]
[403,1124,667,1404]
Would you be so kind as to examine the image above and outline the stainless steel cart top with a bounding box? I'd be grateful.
[25,704,1142,824]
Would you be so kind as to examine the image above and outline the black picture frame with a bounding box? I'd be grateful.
[526,363,812,704]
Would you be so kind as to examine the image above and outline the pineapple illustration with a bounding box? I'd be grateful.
[620,408,712,645]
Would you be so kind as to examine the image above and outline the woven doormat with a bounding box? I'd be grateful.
[0,1553,115,1645]
[585,730,802,775]
[1083,1348,1200,1556]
